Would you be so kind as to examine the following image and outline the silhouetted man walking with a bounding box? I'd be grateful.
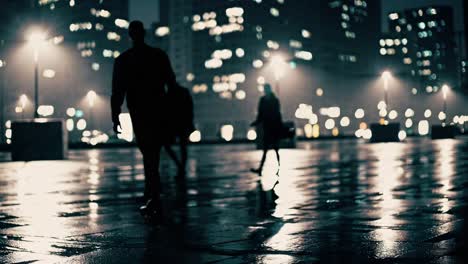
[111,21,176,220]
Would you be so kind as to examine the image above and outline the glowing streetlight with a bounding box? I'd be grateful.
[27,29,47,118]
[381,71,392,109]
[19,94,28,109]
[19,94,28,119]
[86,90,97,108]
[86,90,97,129]
[270,54,288,97]
[441,84,449,124]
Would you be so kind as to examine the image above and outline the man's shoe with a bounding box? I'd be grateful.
[250,168,262,175]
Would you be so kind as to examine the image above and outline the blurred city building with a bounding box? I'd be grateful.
[157,0,383,140]
[382,6,457,94]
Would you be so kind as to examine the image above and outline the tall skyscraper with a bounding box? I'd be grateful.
[157,0,381,139]
[36,0,130,86]
[382,6,457,94]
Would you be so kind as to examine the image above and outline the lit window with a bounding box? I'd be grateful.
[92,63,100,71]
[107,32,121,41]
[340,117,350,127]
[267,40,279,50]
[289,40,302,48]
[253,60,263,68]
[403,58,412,64]
[37,105,54,117]
[220,125,234,141]
[235,90,246,100]
[316,88,323,96]
[389,13,399,20]
[418,120,429,136]
[103,49,113,57]
[270,8,279,17]
[226,7,244,17]
[155,27,170,37]
[115,19,129,29]
[205,58,223,69]
[355,109,365,119]
[295,51,313,61]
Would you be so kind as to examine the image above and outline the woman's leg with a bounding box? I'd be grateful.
[164,144,182,168]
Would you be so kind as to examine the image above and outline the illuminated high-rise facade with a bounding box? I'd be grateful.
[36,0,130,83]
[383,6,457,94]
[158,0,381,139]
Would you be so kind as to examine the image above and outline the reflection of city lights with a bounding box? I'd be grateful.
[221,125,234,141]
[359,122,368,130]
[438,112,446,121]
[155,26,170,37]
[405,119,413,128]
[325,119,335,130]
[235,90,246,100]
[418,120,429,136]
[316,88,323,96]
[340,117,350,127]
[377,101,386,110]
[312,124,320,138]
[363,129,372,140]
[332,127,339,137]
[388,110,398,120]
[66,119,74,131]
[189,130,201,143]
[304,123,313,138]
[398,130,407,141]
[355,109,365,119]
[5,129,12,139]
[37,105,54,117]
[405,108,414,117]
[77,119,87,130]
[247,129,257,140]
[253,59,263,68]
[424,109,432,118]
[42,69,56,78]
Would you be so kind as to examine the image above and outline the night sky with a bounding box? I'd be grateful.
[129,0,464,31]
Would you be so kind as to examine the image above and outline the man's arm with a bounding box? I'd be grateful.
[111,57,126,129]
[161,50,177,91]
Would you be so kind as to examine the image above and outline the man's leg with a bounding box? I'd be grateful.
[180,137,189,174]
[142,145,162,212]
[164,144,182,169]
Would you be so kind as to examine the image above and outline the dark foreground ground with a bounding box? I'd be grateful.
[1,138,468,263]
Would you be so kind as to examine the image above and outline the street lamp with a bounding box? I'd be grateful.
[86,90,97,129]
[27,30,47,118]
[270,55,287,97]
[19,94,28,119]
[441,84,449,125]
[381,71,392,113]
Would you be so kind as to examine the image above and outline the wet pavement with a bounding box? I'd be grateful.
[0,138,468,263]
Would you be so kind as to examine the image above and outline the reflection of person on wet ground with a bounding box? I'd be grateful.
[250,84,282,176]
[111,20,177,221]
[163,83,195,177]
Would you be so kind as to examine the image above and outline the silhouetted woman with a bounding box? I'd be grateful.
[250,84,282,175]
